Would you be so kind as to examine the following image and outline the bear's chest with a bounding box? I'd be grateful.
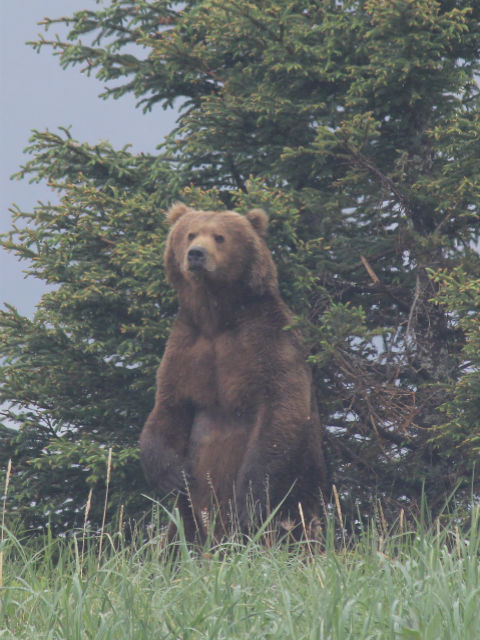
[178,330,267,409]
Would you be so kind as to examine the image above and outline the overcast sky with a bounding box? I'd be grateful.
[1,1,177,316]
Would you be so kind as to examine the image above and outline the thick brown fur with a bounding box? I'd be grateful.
[139,204,327,542]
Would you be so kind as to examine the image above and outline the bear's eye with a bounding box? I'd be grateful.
[187,232,196,242]
[214,234,225,244]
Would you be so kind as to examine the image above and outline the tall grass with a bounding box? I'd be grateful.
[1,500,479,640]
[0,459,12,588]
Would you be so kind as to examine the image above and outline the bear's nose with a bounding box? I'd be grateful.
[187,246,207,270]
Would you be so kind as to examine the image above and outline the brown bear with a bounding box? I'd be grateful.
[139,203,327,542]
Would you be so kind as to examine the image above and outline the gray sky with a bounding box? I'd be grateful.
[1,1,177,316]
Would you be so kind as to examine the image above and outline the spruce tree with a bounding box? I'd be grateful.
[1,0,479,532]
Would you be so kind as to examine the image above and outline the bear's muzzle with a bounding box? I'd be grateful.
[187,246,207,271]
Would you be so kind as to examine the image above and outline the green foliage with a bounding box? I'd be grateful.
[1,0,480,531]
[0,133,179,532]
[429,267,480,478]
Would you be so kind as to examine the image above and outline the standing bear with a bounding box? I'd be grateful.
[140,203,327,541]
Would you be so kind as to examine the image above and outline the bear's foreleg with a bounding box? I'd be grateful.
[234,408,314,530]
[139,404,193,497]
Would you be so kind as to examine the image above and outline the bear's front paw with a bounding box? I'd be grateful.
[155,463,192,497]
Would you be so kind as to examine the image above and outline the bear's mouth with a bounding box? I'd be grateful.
[188,262,205,272]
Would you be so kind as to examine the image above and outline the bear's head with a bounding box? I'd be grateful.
[164,203,278,295]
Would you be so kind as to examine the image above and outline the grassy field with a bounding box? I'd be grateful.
[1,505,479,640]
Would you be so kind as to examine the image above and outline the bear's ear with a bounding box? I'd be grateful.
[167,202,192,226]
[246,208,269,237]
